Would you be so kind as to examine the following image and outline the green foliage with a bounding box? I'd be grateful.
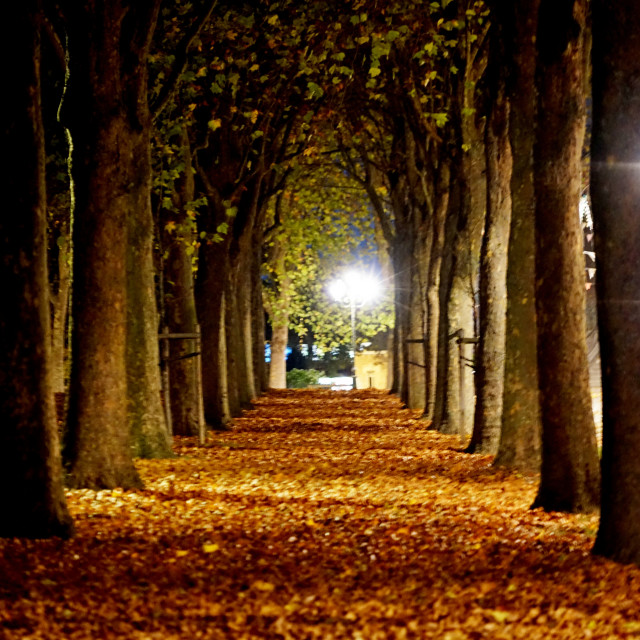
[286,368,325,389]
[262,156,394,352]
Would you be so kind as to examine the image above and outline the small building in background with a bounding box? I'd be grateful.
[355,350,389,390]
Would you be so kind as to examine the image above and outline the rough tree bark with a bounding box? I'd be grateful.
[431,170,460,431]
[532,0,600,512]
[196,228,232,429]
[162,127,200,436]
[407,220,428,411]
[424,161,451,422]
[50,229,71,395]
[591,0,640,561]
[494,0,542,473]
[443,29,487,438]
[467,34,512,455]
[62,1,163,488]
[0,2,73,537]
[251,223,268,393]
[235,231,257,404]
[264,229,291,389]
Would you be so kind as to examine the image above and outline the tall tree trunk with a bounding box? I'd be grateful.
[269,322,289,388]
[443,118,485,438]
[407,223,428,411]
[236,236,257,403]
[424,162,451,422]
[371,210,394,390]
[0,2,73,538]
[196,233,232,429]
[467,60,512,455]
[127,127,172,458]
[224,269,244,416]
[63,1,161,488]
[532,0,600,512]
[263,228,291,389]
[162,128,200,437]
[495,0,542,473]
[392,232,413,406]
[591,0,640,561]
[251,224,267,394]
[432,172,460,432]
[50,232,71,394]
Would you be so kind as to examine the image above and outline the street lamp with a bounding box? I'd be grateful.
[329,270,380,389]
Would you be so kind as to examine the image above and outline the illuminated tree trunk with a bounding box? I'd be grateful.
[467,55,511,455]
[407,222,428,411]
[444,67,486,438]
[264,231,291,389]
[0,2,73,538]
[532,0,599,512]
[591,0,640,560]
[269,323,289,388]
[50,231,71,395]
[251,224,268,393]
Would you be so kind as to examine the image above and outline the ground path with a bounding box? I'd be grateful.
[1,389,639,639]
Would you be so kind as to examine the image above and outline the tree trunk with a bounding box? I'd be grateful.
[443,113,485,438]
[50,232,71,395]
[62,1,161,488]
[591,0,640,561]
[532,0,600,512]
[0,2,73,538]
[269,322,289,388]
[251,225,267,394]
[162,128,200,437]
[432,173,459,432]
[196,235,232,429]
[407,227,428,411]
[224,269,244,417]
[494,0,542,473]
[424,162,451,422]
[467,64,511,455]
[127,125,172,457]
[392,232,413,406]
[236,236,257,403]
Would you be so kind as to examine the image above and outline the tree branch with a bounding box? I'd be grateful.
[151,0,217,120]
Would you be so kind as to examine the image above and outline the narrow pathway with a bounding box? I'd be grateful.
[0,390,637,639]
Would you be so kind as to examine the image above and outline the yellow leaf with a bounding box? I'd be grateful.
[175,550,188,557]
[165,220,176,233]
[252,580,275,592]
[202,543,219,553]
[259,602,282,616]
[490,610,510,623]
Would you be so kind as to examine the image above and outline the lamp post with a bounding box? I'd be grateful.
[329,270,380,389]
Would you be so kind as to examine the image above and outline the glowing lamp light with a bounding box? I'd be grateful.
[328,269,382,390]
[329,270,380,306]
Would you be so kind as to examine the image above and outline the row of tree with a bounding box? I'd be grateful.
[2,0,640,566]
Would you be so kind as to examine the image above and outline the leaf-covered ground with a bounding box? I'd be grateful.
[2,389,639,639]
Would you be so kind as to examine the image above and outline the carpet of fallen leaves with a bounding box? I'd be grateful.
[2,389,640,639]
